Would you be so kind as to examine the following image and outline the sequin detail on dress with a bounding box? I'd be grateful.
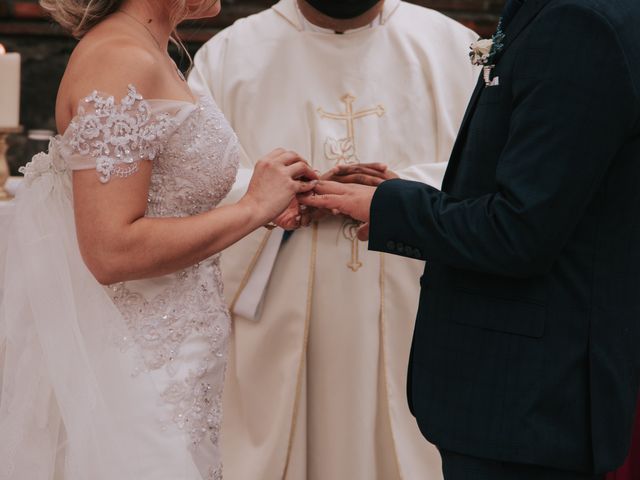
[109,257,229,451]
[67,85,179,183]
[58,84,240,478]
[147,96,240,218]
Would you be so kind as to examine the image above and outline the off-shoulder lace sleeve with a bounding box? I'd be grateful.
[65,85,180,183]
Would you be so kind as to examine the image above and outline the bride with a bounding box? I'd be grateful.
[0,0,317,478]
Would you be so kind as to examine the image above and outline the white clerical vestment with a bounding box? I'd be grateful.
[189,1,478,478]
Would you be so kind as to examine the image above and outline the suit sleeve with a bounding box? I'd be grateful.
[369,5,638,277]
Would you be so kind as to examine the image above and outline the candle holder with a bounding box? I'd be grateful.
[0,126,23,201]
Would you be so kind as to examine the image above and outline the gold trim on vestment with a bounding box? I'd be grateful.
[229,229,273,315]
[379,253,404,478]
[282,222,318,478]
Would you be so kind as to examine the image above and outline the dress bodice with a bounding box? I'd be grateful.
[145,96,240,218]
[18,85,240,479]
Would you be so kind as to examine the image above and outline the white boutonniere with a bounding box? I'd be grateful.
[469,21,506,86]
[469,39,494,67]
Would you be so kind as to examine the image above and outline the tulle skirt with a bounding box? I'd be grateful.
[0,156,214,479]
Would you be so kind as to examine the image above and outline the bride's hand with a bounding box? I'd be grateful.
[241,149,318,226]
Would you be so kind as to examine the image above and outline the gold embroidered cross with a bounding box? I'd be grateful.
[343,219,364,272]
[318,94,385,164]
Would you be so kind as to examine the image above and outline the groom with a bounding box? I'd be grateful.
[301,0,640,478]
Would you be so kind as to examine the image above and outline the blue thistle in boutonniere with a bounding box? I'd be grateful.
[469,20,506,86]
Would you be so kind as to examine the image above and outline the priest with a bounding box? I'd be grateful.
[189,1,478,478]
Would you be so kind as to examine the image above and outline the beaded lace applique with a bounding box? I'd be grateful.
[67,84,179,183]
[110,258,229,450]
[209,465,223,480]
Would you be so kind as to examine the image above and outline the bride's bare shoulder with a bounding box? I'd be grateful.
[56,19,162,130]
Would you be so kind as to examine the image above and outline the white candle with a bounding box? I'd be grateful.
[0,44,21,128]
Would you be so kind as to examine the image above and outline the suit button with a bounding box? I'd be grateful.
[414,248,422,258]
[386,241,396,250]
[397,242,404,252]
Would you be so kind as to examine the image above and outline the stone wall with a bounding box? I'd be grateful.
[0,0,502,172]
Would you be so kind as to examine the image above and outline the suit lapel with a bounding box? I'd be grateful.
[441,75,484,190]
[442,0,554,191]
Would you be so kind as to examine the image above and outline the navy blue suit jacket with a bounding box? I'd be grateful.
[369,0,640,473]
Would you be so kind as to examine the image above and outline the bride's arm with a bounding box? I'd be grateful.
[61,43,315,285]
[73,150,314,285]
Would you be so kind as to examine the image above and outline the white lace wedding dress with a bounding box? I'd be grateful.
[0,85,239,479]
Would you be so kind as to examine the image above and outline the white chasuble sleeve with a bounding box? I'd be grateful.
[397,26,481,189]
[189,31,229,102]
[218,146,285,323]
[397,162,449,189]
[190,37,282,322]
[190,34,255,205]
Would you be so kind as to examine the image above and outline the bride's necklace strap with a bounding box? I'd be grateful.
[115,10,186,82]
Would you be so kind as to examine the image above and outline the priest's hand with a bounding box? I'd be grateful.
[298,180,375,227]
[355,223,370,241]
[322,162,398,187]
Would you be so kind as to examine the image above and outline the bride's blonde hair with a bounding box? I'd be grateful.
[39,0,215,39]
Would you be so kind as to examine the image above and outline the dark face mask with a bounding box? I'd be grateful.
[305,0,381,19]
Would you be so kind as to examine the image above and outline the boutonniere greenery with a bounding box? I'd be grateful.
[469,21,506,86]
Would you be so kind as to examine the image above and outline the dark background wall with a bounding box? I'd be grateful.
[0,0,502,172]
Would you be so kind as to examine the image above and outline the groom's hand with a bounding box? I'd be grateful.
[298,181,375,224]
[292,164,395,227]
